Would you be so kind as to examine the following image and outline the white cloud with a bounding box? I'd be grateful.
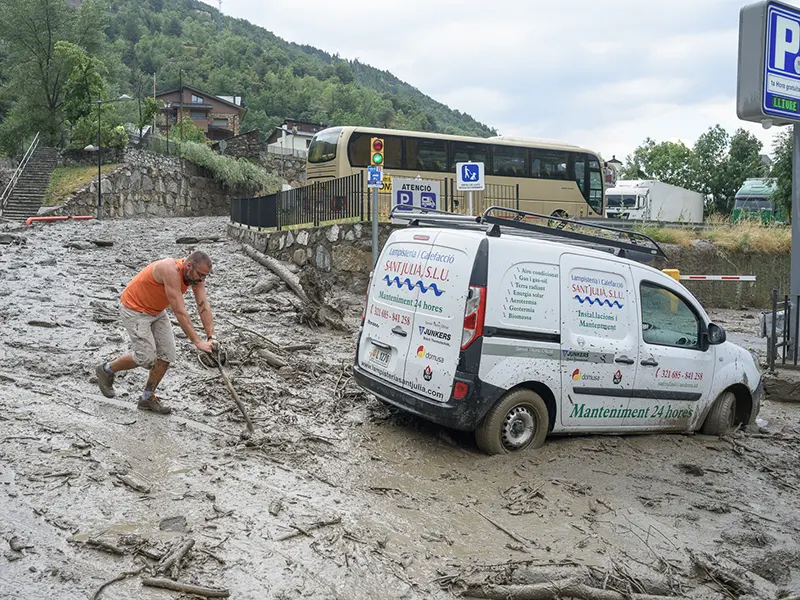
[221,0,786,166]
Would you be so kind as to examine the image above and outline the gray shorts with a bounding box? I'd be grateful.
[120,305,177,367]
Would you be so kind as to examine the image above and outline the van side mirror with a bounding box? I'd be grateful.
[708,323,726,345]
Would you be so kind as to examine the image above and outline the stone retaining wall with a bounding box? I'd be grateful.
[53,148,241,219]
[228,221,396,294]
[260,153,305,188]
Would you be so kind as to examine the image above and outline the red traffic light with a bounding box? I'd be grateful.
[372,138,384,152]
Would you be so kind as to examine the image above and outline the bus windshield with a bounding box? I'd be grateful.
[734,197,773,211]
[308,128,342,163]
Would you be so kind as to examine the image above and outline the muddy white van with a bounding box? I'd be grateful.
[353,208,763,455]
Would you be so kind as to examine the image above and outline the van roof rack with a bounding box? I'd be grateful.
[388,205,668,261]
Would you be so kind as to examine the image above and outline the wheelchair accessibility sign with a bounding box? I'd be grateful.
[456,161,485,191]
[392,178,441,212]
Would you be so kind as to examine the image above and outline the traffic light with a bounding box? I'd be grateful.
[370,137,384,166]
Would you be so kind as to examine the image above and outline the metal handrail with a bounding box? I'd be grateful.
[0,132,40,216]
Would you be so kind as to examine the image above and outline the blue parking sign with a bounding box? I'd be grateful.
[397,190,413,210]
[367,165,383,188]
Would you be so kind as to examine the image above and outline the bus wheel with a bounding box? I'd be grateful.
[700,391,736,435]
[475,389,549,455]
[549,210,569,229]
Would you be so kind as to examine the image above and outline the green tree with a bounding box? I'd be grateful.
[169,116,206,144]
[70,104,128,149]
[56,41,107,125]
[621,138,697,190]
[693,125,731,213]
[136,97,161,142]
[719,128,766,214]
[0,0,106,151]
[771,129,792,217]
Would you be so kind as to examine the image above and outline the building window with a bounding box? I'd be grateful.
[191,94,203,104]
[212,118,229,127]
[190,111,205,120]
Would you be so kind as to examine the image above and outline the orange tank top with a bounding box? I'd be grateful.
[121,258,190,315]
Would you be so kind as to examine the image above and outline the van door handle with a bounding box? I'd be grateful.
[640,358,659,367]
[391,326,407,337]
[371,340,391,350]
[614,356,635,365]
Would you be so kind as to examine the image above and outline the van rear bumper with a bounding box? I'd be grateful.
[352,363,503,431]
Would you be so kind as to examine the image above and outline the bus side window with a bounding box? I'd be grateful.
[492,146,527,177]
[404,137,448,172]
[531,149,569,180]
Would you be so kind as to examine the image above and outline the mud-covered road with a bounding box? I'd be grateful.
[1,217,799,600]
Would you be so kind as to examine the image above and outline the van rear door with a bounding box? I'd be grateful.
[357,229,480,402]
[402,230,481,402]
[358,230,429,389]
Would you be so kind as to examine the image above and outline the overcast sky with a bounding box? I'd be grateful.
[222,0,786,162]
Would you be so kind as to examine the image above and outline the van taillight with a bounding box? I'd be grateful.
[461,286,486,350]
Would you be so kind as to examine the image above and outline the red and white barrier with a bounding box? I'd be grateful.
[680,275,757,282]
[26,215,94,226]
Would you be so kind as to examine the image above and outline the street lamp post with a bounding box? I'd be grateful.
[87,93,132,220]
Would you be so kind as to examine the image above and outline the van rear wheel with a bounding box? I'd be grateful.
[700,390,736,435]
[475,389,549,455]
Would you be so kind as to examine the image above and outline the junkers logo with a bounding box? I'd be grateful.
[418,326,451,343]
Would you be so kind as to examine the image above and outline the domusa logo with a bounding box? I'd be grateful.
[572,369,600,382]
[418,326,451,342]
[417,345,426,358]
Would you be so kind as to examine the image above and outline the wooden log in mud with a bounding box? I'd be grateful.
[242,245,309,303]
[142,577,230,598]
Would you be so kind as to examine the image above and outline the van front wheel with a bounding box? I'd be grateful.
[700,390,736,435]
[475,389,549,455]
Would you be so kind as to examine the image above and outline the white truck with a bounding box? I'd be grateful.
[604,180,704,223]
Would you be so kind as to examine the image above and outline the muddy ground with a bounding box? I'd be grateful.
[1,217,799,600]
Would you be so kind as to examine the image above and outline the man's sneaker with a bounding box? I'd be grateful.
[95,364,116,398]
[137,395,172,415]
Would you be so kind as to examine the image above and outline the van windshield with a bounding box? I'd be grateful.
[606,194,637,208]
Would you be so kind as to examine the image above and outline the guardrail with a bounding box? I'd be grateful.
[0,132,39,217]
[576,217,711,230]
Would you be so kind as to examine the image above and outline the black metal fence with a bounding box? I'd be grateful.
[231,173,364,231]
[231,194,279,229]
[279,174,364,228]
[230,172,522,230]
[766,289,800,372]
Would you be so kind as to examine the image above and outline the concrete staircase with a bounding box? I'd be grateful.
[1,147,58,221]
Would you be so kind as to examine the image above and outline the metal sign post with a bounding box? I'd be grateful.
[738,0,800,356]
[456,161,485,215]
[372,187,379,266]
[367,166,383,266]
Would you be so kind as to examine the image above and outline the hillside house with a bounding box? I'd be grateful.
[156,85,246,141]
[265,120,326,157]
